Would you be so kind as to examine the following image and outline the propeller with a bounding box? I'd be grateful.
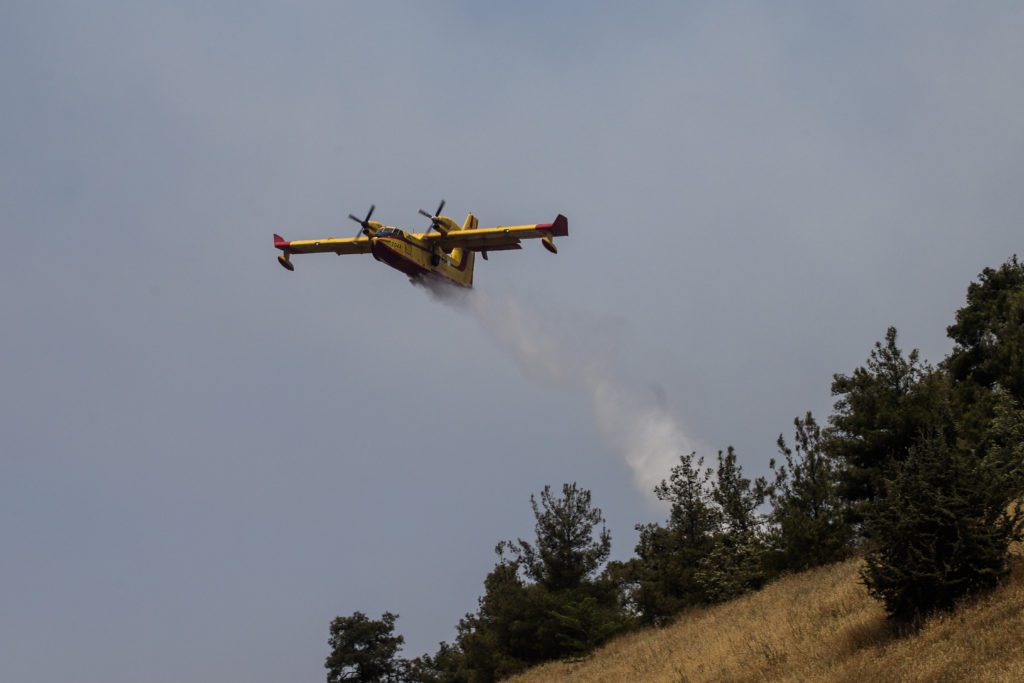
[348,204,376,237]
[418,199,446,233]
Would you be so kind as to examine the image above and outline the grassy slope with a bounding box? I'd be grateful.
[511,552,1024,682]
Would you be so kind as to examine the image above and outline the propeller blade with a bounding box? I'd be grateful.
[348,205,376,236]
[435,199,445,216]
[418,209,434,219]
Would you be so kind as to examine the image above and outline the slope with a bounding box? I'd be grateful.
[510,552,1024,682]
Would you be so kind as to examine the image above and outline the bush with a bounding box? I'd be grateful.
[861,413,1024,623]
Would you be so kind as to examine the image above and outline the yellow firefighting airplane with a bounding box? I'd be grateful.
[273,201,568,288]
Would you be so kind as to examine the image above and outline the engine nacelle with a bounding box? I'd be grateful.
[432,215,461,236]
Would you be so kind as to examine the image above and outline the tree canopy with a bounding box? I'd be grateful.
[326,611,405,683]
[828,327,944,516]
[766,413,851,572]
[502,483,612,592]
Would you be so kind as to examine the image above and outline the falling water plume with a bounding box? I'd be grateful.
[415,278,694,495]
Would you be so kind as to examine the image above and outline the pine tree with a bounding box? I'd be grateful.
[452,560,539,681]
[405,641,468,683]
[325,611,405,683]
[946,256,1024,401]
[850,260,1024,624]
[982,390,1024,493]
[432,484,626,682]
[861,391,1024,623]
[505,483,611,592]
[613,452,719,624]
[694,448,769,603]
[766,413,852,572]
[828,327,940,518]
[945,256,1024,444]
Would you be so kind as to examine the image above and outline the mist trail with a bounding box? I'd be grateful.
[416,279,694,495]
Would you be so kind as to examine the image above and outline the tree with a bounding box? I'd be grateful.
[497,484,624,660]
[828,327,939,517]
[694,447,769,603]
[616,449,772,621]
[326,611,405,683]
[981,390,1024,496]
[710,446,766,536]
[861,389,1024,623]
[946,255,1024,400]
[429,483,626,682]
[405,641,468,683]
[450,560,537,682]
[503,483,611,591]
[611,452,719,624]
[945,256,1024,443]
[766,413,852,572]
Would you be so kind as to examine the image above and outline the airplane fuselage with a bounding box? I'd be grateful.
[370,228,474,287]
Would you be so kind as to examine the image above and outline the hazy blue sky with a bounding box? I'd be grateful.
[3,2,1023,681]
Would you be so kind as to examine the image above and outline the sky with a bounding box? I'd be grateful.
[2,2,1023,681]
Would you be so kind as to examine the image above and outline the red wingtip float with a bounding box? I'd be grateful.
[272,203,568,288]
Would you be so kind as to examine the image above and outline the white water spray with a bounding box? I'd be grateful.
[416,279,694,495]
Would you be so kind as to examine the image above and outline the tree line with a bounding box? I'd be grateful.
[327,257,1024,682]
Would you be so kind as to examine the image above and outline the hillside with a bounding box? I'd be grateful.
[510,551,1024,682]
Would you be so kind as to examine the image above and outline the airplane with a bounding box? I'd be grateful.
[273,201,568,288]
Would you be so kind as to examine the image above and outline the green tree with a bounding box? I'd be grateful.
[945,256,1024,442]
[430,484,626,682]
[946,255,1024,400]
[828,327,940,517]
[503,483,611,591]
[326,611,405,683]
[450,560,537,682]
[616,449,771,620]
[405,641,468,683]
[710,446,766,535]
[981,390,1024,493]
[766,413,852,572]
[611,452,718,624]
[861,389,1024,623]
[694,447,769,603]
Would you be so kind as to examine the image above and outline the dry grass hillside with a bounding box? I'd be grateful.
[511,550,1024,682]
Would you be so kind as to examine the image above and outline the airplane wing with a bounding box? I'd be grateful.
[274,234,372,255]
[417,214,568,252]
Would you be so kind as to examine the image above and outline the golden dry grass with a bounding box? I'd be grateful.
[511,550,1024,683]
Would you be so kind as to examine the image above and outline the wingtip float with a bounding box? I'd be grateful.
[272,203,568,288]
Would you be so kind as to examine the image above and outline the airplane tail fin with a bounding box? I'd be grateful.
[445,213,477,287]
